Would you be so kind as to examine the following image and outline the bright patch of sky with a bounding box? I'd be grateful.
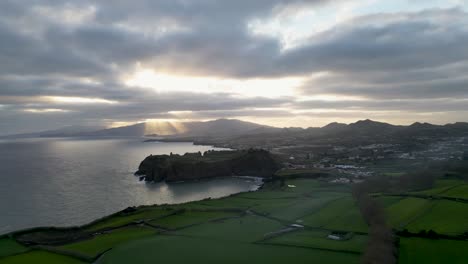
[249,0,468,49]
[125,68,304,98]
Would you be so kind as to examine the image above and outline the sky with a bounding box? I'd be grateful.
[0,0,468,135]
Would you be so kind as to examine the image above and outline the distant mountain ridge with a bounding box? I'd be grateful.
[199,119,468,148]
[1,119,279,139]
[2,119,468,142]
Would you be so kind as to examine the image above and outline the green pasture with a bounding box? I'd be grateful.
[58,226,156,258]
[440,184,468,199]
[97,235,360,264]
[406,200,468,234]
[178,215,284,242]
[266,230,368,253]
[148,210,240,229]
[85,207,173,232]
[399,238,468,264]
[0,238,29,258]
[384,197,432,229]
[0,250,85,264]
[301,196,368,233]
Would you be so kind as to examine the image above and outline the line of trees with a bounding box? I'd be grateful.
[353,184,397,264]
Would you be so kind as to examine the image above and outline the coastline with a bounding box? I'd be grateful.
[1,176,265,237]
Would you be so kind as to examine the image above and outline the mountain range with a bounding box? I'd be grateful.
[2,119,468,144]
[208,119,468,148]
[1,119,279,139]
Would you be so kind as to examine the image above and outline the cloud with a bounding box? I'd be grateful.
[0,1,467,134]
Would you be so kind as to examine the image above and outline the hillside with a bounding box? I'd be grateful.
[135,149,281,182]
[4,119,279,139]
[207,120,468,149]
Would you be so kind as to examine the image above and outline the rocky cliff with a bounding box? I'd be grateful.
[135,149,281,182]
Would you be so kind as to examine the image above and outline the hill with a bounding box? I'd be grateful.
[209,119,468,149]
[135,149,281,182]
[2,119,279,139]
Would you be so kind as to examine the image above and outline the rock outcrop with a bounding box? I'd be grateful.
[135,149,281,182]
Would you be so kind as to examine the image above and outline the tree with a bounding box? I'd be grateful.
[353,183,397,264]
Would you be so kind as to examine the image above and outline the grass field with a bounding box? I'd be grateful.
[58,226,156,258]
[283,179,351,194]
[0,238,30,258]
[266,230,368,253]
[178,215,285,242]
[399,238,468,264]
[301,196,368,233]
[195,196,258,210]
[406,200,468,234]
[236,190,300,199]
[384,197,432,229]
[375,196,403,207]
[97,235,361,264]
[85,208,173,231]
[0,178,371,264]
[4,175,468,264]
[412,179,465,196]
[440,184,468,199]
[148,210,240,229]
[0,250,85,264]
[255,195,344,221]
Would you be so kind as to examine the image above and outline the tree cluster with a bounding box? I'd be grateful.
[353,185,397,264]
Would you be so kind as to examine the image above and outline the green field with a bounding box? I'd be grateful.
[375,196,403,207]
[84,207,174,231]
[0,178,369,264]
[195,196,258,209]
[399,238,468,264]
[412,179,465,196]
[266,230,368,253]
[440,184,468,199]
[384,197,432,229]
[0,238,30,258]
[58,226,157,258]
[406,200,468,234]
[0,250,85,264]
[301,196,368,233]
[178,215,285,242]
[97,235,360,264]
[3,174,468,264]
[148,210,240,229]
[256,195,344,221]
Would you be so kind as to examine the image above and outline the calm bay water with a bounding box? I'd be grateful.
[0,138,261,234]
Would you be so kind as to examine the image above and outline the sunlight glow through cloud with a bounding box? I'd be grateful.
[23,108,70,113]
[1,0,468,135]
[43,96,118,104]
[125,69,304,98]
[144,119,188,135]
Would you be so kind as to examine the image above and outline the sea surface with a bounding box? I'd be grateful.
[0,138,261,234]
